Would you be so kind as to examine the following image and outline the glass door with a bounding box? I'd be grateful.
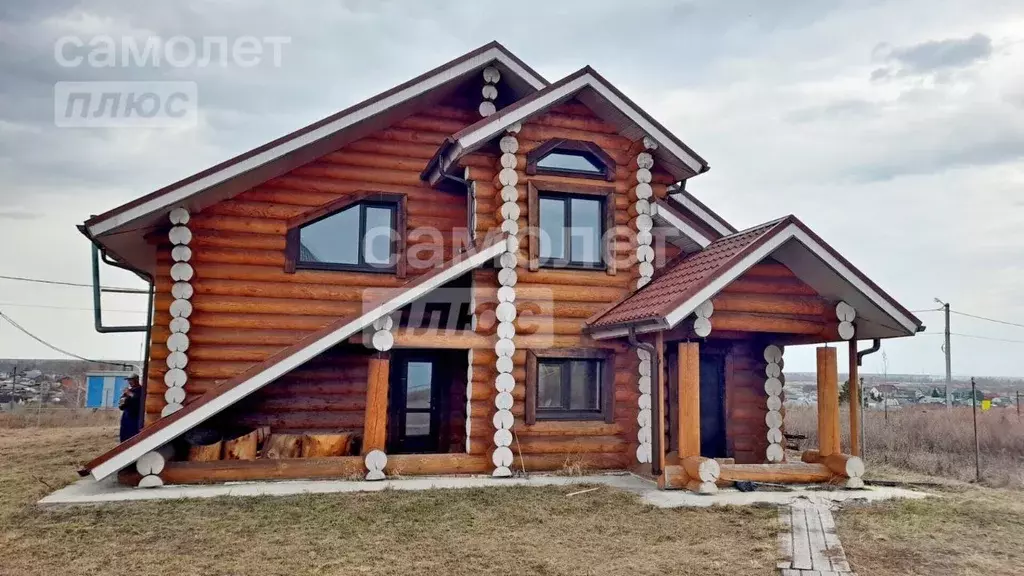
[389,354,440,453]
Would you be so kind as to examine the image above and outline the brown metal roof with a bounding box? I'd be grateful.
[587,218,790,330]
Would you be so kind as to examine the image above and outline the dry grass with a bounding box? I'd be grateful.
[836,486,1024,576]
[0,427,779,576]
[785,405,1024,487]
[0,407,119,429]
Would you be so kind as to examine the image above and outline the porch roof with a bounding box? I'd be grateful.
[585,215,924,340]
[80,236,508,482]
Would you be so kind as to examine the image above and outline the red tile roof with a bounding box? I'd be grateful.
[587,218,790,330]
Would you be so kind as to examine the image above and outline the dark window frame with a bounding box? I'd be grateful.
[284,191,407,277]
[527,180,616,275]
[525,348,616,424]
[526,138,616,181]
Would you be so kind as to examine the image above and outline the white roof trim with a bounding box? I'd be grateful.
[670,193,733,237]
[662,223,920,333]
[436,72,705,178]
[90,240,508,481]
[654,201,712,249]
[87,48,546,237]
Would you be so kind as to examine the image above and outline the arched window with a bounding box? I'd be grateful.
[526,138,616,181]
[284,192,406,276]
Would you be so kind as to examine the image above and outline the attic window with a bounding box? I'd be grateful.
[284,192,407,277]
[526,139,616,181]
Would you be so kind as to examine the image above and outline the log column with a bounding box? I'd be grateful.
[635,347,653,465]
[491,125,522,478]
[816,347,841,457]
[693,300,714,338]
[363,353,390,480]
[629,137,658,289]
[849,339,861,457]
[479,66,499,117]
[764,344,785,462]
[677,341,700,459]
[163,207,193,417]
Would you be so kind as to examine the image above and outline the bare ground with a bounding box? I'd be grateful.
[0,427,779,576]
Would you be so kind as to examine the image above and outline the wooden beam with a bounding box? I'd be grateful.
[363,354,390,455]
[816,347,840,457]
[349,330,491,349]
[848,340,861,457]
[717,462,833,484]
[677,341,701,458]
[653,332,666,474]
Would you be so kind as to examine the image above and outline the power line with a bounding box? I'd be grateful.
[0,310,135,367]
[950,310,1024,330]
[0,274,146,293]
[0,301,146,314]
[920,331,1024,344]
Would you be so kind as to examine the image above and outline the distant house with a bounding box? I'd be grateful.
[84,372,135,409]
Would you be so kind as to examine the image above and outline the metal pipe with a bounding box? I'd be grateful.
[856,338,881,366]
[89,242,155,431]
[628,326,661,476]
[91,244,151,333]
[855,338,881,458]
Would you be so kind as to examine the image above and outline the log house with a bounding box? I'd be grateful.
[79,42,922,491]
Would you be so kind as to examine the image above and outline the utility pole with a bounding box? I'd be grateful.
[971,377,980,483]
[935,298,952,408]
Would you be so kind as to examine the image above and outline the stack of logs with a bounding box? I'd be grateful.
[187,428,355,461]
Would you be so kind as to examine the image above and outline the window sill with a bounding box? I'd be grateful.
[296,263,397,274]
[538,262,607,272]
[535,412,607,422]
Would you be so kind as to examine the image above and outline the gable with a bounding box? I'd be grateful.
[424,67,710,187]
[83,42,547,276]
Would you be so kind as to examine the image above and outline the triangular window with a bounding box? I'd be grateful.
[526,138,615,181]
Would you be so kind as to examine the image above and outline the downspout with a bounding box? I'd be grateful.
[89,242,155,432]
[628,326,661,476]
[855,338,881,459]
[856,338,881,366]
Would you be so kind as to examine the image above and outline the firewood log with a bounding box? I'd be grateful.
[301,432,353,458]
[223,429,259,460]
[263,433,304,459]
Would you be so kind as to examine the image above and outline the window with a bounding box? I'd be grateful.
[284,192,406,276]
[528,181,615,273]
[526,349,615,424]
[526,138,616,181]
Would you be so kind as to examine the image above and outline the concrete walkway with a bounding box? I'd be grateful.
[40,472,929,509]
[778,500,854,576]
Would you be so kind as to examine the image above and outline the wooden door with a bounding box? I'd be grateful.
[698,352,727,458]
[388,352,445,454]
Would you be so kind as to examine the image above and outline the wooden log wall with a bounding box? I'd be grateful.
[143,99,481,425]
[465,101,659,473]
[722,340,772,464]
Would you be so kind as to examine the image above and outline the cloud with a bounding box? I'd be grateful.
[872,33,992,80]
[0,210,42,221]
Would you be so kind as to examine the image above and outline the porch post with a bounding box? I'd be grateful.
[363,353,390,479]
[653,332,666,474]
[815,347,841,456]
[677,341,700,459]
[848,340,861,457]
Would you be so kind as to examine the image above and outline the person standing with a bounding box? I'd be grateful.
[118,375,143,442]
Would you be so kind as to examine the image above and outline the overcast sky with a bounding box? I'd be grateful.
[1,0,1023,378]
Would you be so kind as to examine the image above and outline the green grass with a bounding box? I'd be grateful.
[0,427,779,576]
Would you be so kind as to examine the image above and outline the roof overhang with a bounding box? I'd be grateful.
[82,42,548,274]
[588,219,923,341]
[424,67,710,186]
[668,191,736,236]
[653,199,713,253]
[83,238,508,481]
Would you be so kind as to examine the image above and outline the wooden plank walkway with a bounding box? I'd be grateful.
[777,501,856,575]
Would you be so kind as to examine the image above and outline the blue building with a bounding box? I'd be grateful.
[85,372,135,408]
